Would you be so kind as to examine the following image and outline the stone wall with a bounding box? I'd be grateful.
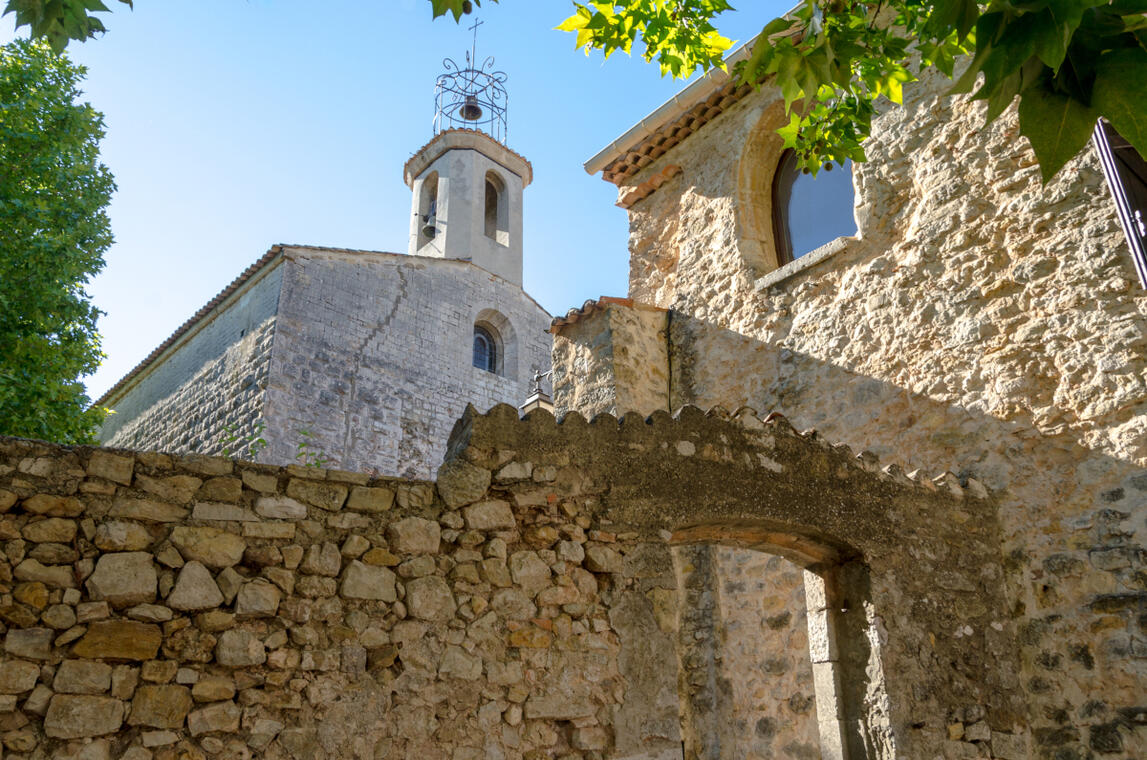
[100,265,284,451]
[576,62,1147,759]
[551,299,668,419]
[261,247,552,480]
[102,319,276,459]
[553,303,822,760]
[0,400,1021,760]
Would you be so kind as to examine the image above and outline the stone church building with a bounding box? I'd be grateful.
[95,73,552,479]
[0,32,1143,760]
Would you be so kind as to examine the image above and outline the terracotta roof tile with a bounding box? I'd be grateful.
[600,81,755,186]
[549,296,666,332]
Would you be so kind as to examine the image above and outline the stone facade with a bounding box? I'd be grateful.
[260,247,551,479]
[552,62,1147,759]
[98,265,284,454]
[99,246,551,480]
[0,398,1024,759]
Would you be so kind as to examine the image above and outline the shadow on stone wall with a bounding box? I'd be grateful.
[658,309,1147,759]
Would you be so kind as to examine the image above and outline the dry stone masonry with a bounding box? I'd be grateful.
[0,399,1033,759]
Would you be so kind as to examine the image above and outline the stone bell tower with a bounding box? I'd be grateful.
[403,27,532,286]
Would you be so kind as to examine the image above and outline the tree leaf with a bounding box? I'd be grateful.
[1091,46,1147,159]
[1017,78,1098,182]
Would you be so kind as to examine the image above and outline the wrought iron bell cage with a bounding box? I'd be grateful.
[433,50,508,143]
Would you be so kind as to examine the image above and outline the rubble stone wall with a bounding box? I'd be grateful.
[0,401,1018,760]
[589,59,1147,759]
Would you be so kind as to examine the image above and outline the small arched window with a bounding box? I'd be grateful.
[772,150,857,263]
[484,171,509,245]
[473,325,497,373]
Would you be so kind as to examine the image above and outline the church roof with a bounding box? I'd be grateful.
[96,244,550,407]
[95,244,288,407]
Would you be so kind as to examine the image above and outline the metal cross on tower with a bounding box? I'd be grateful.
[468,17,484,66]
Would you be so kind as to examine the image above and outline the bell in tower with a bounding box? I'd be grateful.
[403,20,532,287]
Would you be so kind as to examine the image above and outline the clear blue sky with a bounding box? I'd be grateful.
[1,1,786,400]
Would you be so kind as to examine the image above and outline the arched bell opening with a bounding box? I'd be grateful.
[417,171,440,250]
[484,170,510,246]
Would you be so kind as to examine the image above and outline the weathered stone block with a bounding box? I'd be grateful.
[53,660,113,694]
[340,560,397,601]
[14,558,76,588]
[5,628,53,660]
[215,630,266,667]
[235,579,281,618]
[405,576,456,622]
[490,589,536,620]
[0,660,40,693]
[301,542,342,577]
[196,477,242,502]
[72,621,162,661]
[495,461,533,482]
[136,474,201,503]
[87,451,134,485]
[44,695,124,738]
[436,459,492,508]
[22,494,84,517]
[108,497,189,523]
[463,500,516,531]
[346,485,396,513]
[192,502,258,521]
[243,521,296,539]
[286,479,347,511]
[22,517,77,543]
[387,517,441,554]
[439,645,482,680]
[93,521,153,552]
[86,552,157,607]
[191,676,235,702]
[585,545,623,574]
[187,700,241,736]
[509,551,551,596]
[241,470,278,493]
[128,684,193,728]
[170,527,246,568]
[255,495,307,519]
[524,695,595,720]
[167,561,225,611]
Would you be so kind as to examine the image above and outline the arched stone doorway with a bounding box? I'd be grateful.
[443,403,1026,759]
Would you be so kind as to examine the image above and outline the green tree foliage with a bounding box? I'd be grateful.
[0,38,114,443]
[3,0,132,52]
[561,0,1147,181]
